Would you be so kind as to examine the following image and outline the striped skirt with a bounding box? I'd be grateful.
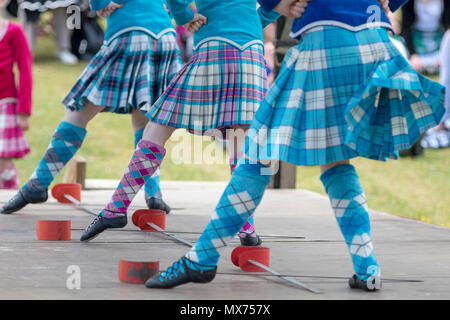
[244,26,445,165]
[63,31,182,114]
[0,99,30,159]
[146,41,268,134]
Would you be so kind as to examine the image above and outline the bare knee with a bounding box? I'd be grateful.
[131,109,149,132]
[62,103,104,128]
[142,122,176,146]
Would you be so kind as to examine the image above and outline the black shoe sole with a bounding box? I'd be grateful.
[348,275,381,291]
[239,233,262,246]
[145,258,216,289]
[145,197,171,214]
[1,190,48,214]
[80,216,127,242]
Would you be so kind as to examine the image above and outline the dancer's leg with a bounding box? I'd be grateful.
[1,104,102,214]
[80,122,175,240]
[24,104,100,190]
[226,128,261,246]
[53,7,78,64]
[320,161,381,290]
[132,110,170,213]
[146,161,273,288]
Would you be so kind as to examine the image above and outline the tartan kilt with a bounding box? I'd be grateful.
[244,26,446,165]
[146,41,268,134]
[0,99,30,159]
[62,31,182,114]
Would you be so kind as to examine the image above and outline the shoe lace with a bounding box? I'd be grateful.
[85,215,101,231]
[159,258,186,281]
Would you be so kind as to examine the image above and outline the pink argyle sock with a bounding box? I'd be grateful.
[102,140,166,218]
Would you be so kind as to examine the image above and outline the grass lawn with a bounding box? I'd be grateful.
[16,34,450,228]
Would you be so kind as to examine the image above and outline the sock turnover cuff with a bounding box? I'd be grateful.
[56,121,87,145]
[320,164,357,192]
[136,140,166,162]
[233,163,273,184]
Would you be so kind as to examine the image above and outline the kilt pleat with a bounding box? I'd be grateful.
[62,31,181,114]
[244,26,445,165]
[146,41,268,133]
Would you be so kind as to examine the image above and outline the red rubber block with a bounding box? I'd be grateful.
[37,220,71,241]
[231,246,267,267]
[137,213,166,231]
[231,246,270,272]
[52,183,81,203]
[132,209,166,230]
[118,260,160,284]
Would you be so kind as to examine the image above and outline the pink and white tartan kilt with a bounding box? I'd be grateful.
[0,99,30,158]
[146,41,268,134]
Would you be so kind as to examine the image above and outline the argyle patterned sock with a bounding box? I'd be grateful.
[229,156,257,236]
[185,162,272,269]
[320,164,380,281]
[23,121,87,192]
[101,140,165,218]
[134,128,162,199]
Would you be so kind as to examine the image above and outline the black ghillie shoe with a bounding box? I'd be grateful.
[145,257,216,289]
[239,231,262,246]
[80,214,127,242]
[348,274,382,291]
[1,188,48,214]
[145,195,171,214]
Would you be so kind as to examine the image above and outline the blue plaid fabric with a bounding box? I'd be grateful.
[23,121,86,191]
[245,26,446,165]
[321,164,380,281]
[185,163,271,266]
[63,31,182,114]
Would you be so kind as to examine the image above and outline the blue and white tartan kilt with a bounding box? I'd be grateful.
[244,26,446,165]
[62,31,182,114]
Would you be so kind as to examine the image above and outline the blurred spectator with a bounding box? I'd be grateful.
[175,3,196,63]
[401,0,450,74]
[70,3,104,61]
[263,21,276,84]
[387,11,409,58]
[421,28,450,149]
[176,25,194,63]
[7,0,80,64]
[0,0,33,188]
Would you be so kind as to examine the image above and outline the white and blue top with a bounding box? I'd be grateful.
[167,0,280,50]
[89,0,176,42]
[259,0,409,39]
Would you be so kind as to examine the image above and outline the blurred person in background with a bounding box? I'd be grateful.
[6,0,80,64]
[70,0,104,61]
[421,27,450,148]
[1,0,181,216]
[0,0,33,189]
[263,21,276,84]
[401,0,450,74]
[176,24,194,63]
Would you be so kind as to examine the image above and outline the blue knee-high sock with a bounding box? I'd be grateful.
[134,128,162,199]
[185,163,272,269]
[230,159,256,235]
[23,121,87,191]
[320,164,380,280]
